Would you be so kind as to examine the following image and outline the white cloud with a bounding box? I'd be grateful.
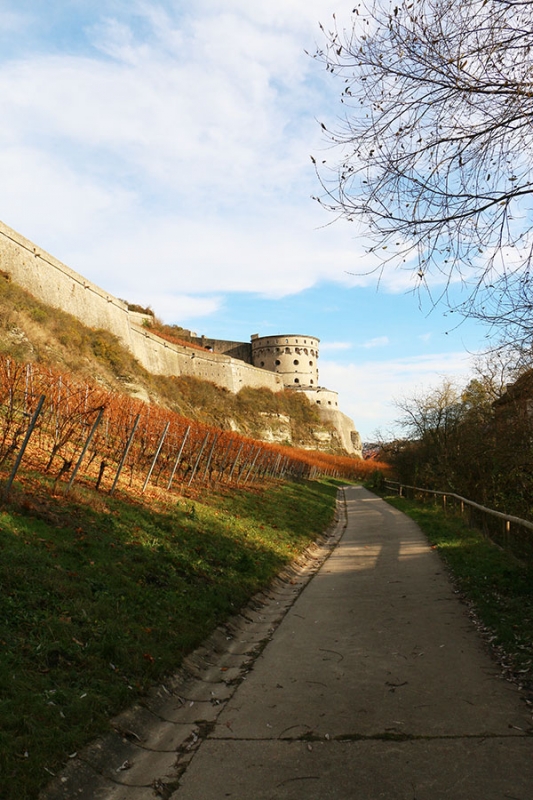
[0,146,137,248]
[0,4,358,301]
[0,0,491,423]
[0,5,318,202]
[361,336,389,349]
[189,0,349,33]
[133,293,222,324]
[319,351,477,441]
[0,0,462,310]
[0,9,31,33]
[13,203,377,311]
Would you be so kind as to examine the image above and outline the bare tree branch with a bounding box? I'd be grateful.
[314,0,533,346]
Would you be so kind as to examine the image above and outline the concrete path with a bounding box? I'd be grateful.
[43,486,533,800]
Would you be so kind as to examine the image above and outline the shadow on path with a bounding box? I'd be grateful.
[42,486,533,800]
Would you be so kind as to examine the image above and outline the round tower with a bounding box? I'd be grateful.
[251,334,319,387]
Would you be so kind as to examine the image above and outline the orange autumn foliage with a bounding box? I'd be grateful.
[0,355,389,495]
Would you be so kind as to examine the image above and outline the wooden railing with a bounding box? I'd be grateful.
[385,480,533,561]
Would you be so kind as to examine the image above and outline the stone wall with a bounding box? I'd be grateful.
[251,333,320,388]
[129,325,283,391]
[0,218,361,453]
[301,387,339,409]
[295,388,361,455]
[0,219,134,347]
[0,219,282,393]
[192,336,252,364]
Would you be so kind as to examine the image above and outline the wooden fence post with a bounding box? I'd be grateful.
[110,414,140,496]
[203,434,219,481]
[142,421,170,493]
[243,447,262,484]
[188,432,209,486]
[167,425,191,491]
[3,394,45,499]
[228,442,244,482]
[67,407,104,491]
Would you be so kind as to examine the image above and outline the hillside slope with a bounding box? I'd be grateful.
[0,272,349,454]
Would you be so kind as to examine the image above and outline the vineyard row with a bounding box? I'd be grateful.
[0,357,378,499]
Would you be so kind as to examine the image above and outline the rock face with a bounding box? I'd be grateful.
[0,218,363,456]
[314,408,362,457]
[256,413,292,444]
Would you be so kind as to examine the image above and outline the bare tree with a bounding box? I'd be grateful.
[394,380,461,440]
[313,0,533,342]
[469,348,518,402]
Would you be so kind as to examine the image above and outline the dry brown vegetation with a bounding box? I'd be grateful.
[0,276,345,453]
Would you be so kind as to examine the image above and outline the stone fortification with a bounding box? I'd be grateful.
[0,220,282,394]
[129,325,282,393]
[251,333,319,387]
[192,336,253,364]
[0,218,361,454]
[301,387,339,409]
[0,220,133,346]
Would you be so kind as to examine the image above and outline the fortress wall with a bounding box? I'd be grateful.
[0,219,360,448]
[251,334,320,387]
[230,359,284,393]
[0,220,134,348]
[130,325,282,392]
[193,337,253,363]
[128,310,154,327]
[0,219,284,394]
[301,387,339,408]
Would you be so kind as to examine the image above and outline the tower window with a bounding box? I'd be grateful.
[294,378,300,383]
[293,359,299,365]
[275,359,280,365]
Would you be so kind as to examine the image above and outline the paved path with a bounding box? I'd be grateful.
[43,486,533,800]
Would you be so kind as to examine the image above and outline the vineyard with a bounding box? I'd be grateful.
[0,356,382,499]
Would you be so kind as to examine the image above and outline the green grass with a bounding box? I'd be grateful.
[381,492,533,691]
[0,476,339,799]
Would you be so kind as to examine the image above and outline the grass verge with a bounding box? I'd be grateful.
[381,492,533,700]
[0,475,340,799]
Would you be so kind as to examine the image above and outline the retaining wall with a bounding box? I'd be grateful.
[0,219,282,393]
[0,219,361,452]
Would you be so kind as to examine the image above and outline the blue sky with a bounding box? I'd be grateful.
[0,0,491,440]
